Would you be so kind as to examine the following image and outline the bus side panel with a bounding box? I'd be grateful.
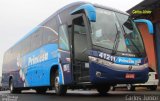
[137,23,157,71]
[56,9,75,85]
[2,52,25,88]
[1,73,9,89]
[2,63,11,88]
[59,51,72,85]
[24,44,59,87]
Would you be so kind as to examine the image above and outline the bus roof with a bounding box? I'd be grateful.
[7,1,129,51]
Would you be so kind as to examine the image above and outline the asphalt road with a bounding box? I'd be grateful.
[0,88,160,101]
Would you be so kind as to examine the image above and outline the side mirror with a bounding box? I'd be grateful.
[134,19,154,35]
[70,4,96,22]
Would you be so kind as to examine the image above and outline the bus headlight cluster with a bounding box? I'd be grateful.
[89,56,112,67]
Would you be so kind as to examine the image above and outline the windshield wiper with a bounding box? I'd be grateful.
[112,23,121,55]
[127,38,142,57]
[122,26,142,57]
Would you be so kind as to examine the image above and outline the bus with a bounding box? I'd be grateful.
[1,2,154,95]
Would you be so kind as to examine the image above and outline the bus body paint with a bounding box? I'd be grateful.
[2,44,73,88]
[89,62,148,84]
[1,2,151,92]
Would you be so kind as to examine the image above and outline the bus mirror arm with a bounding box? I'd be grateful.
[134,19,154,35]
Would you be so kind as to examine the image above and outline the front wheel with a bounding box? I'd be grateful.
[96,85,110,95]
[54,71,67,95]
[127,84,135,91]
[149,85,157,91]
[110,86,116,91]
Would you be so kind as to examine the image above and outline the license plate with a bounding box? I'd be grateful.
[125,73,135,79]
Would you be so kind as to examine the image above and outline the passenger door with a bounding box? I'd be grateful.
[71,14,91,83]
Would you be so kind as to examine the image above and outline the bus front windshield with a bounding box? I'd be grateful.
[91,8,145,56]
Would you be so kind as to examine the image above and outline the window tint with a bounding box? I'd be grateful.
[3,51,9,64]
[91,8,127,52]
[4,16,59,60]
[73,16,88,61]
[116,13,145,54]
[31,29,42,51]
[3,53,7,64]
[43,17,58,45]
[43,27,58,44]
[22,37,30,55]
[59,24,69,50]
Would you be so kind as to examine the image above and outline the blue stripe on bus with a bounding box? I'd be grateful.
[20,44,64,87]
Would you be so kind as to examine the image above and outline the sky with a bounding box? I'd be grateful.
[0,0,143,77]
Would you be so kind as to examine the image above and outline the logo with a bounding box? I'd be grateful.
[118,58,134,64]
[116,57,141,65]
[28,52,48,66]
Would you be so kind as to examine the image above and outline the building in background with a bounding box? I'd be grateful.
[127,0,160,80]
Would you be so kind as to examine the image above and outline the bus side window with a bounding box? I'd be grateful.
[30,29,42,51]
[58,24,69,50]
[21,37,30,55]
[42,17,58,45]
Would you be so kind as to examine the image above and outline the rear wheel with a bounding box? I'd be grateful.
[96,85,110,95]
[9,79,21,94]
[54,71,67,95]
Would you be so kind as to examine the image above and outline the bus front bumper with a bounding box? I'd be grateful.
[89,62,149,85]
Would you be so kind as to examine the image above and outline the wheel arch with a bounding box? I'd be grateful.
[8,75,14,89]
[9,75,13,84]
[50,65,59,86]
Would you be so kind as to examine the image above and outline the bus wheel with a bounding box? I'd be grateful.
[110,86,116,91]
[54,71,67,95]
[127,84,135,91]
[96,85,110,95]
[9,79,21,94]
[149,85,157,91]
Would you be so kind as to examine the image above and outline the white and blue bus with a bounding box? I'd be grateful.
[1,2,154,95]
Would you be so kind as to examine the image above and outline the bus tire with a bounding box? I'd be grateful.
[36,88,47,94]
[54,71,67,96]
[9,79,21,94]
[127,84,135,91]
[96,85,110,95]
[149,85,157,91]
[110,86,116,91]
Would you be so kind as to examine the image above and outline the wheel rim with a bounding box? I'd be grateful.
[110,86,114,91]
[55,76,59,91]
[10,82,13,92]
[127,84,131,90]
